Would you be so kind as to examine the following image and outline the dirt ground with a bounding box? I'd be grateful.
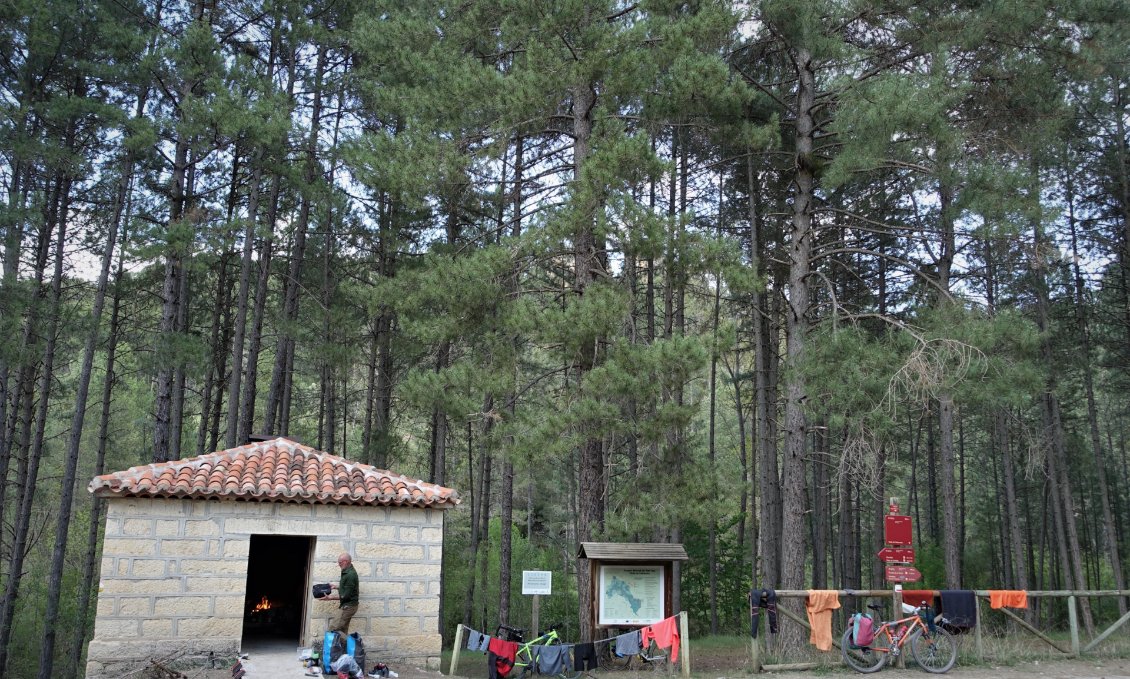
[189,658,1130,678]
[763,657,1130,678]
[166,638,1130,679]
[183,657,1130,679]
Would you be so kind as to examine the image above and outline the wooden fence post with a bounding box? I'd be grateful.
[450,624,465,675]
[1067,595,1079,657]
[679,611,691,678]
[893,589,905,669]
[974,595,983,661]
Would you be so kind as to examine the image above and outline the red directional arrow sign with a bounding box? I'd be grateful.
[885,565,922,583]
[878,547,915,563]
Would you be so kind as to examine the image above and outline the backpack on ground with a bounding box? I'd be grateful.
[851,613,875,648]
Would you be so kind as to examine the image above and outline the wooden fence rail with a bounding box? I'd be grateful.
[750,589,1130,673]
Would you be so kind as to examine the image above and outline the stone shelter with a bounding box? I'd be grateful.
[84,437,459,678]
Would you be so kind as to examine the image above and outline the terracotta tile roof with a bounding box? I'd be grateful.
[87,437,460,508]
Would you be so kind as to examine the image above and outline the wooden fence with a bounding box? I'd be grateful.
[750,589,1130,673]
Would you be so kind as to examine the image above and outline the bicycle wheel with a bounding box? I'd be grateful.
[516,647,536,679]
[598,646,632,671]
[841,627,889,673]
[909,627,957,673]
[644,648,669,673]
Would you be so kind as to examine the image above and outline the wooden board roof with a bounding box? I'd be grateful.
[577,542,688,561]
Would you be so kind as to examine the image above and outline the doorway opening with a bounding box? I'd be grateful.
[241,534,313,645]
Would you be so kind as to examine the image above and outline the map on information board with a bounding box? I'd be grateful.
[598,565,664,625]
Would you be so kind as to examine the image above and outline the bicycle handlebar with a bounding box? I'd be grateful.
[495,623,526,642]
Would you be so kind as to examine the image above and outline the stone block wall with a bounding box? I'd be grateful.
[86,497,445,678]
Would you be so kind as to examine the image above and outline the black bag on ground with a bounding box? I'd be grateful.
[349,632,367,675]
[323,631,348,674]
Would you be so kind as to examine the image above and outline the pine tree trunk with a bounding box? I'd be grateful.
[361,185,394,467]
[1067,181,1127,612]
[572,76,606,642]
[499,453,514,625]
[154,144,189,461]
[265,43,327,435]
[708,251,721,633]
[238,176,278,441]
[68,227,128,679]
[497,134,526,626]
[870,445,886,590]
[1111,80,1130,353]
[0,170,71,672]
[198,244,233,456]
[477,449,493,629]
[779,45,816,649]
[999,413,1030,590]
[362,327,378,463]
[933,168,962,588]
[225,154,264,448]
[236,14,291,443]
[747,155,779,588]
[155,0,207,459]
[318,212,336,451]
[0,164,50,553]
[462,410,492,627]
[730,351,751,559]
[170,248,191,459]
[41,77,131,674]
[1030,164,1094,634]
[430,342,449,486]
[0,159,29,504]
[812,419,829,589]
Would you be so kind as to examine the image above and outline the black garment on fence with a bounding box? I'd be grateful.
[939,590,977,629]
[749,588,778,638]
[573,642,598,671]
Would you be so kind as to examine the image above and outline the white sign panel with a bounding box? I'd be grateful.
[598,565,664,625]
[522,570,552,595]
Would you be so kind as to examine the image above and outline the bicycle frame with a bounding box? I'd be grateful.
[514,628,564,671]
[867,610,931,657]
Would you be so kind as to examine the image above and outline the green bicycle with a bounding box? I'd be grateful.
[496,623,582,679]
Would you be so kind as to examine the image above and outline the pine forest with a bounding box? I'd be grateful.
[2,0,1130,676]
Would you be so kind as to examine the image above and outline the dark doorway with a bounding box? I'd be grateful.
[242,535,313,643]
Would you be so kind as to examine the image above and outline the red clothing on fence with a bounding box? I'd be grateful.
[901,590,936,608]
[988,590,1028,609]
[640,616,680,663]
[487,638,519,679]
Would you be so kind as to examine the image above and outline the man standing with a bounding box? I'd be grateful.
[326,552,359,633]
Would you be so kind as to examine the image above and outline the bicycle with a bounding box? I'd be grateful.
[496,622,582,679]
[597,632,669,672]
[841,603,958,674]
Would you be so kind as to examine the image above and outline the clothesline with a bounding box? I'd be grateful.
[450,613,691,679]
[463,613,681,651]
[466,615,682,679]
